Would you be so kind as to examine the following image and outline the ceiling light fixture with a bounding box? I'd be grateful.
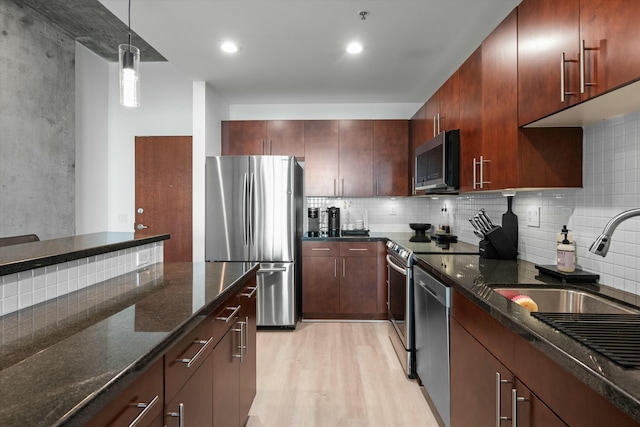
[346,42,363,54]
[221,41,239,53]
[118,0,140,107]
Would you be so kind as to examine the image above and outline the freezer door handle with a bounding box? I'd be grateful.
[257,267,288,273]
[248,172,255,245]
[242,173,248,246]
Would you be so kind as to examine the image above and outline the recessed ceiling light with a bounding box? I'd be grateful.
[221,41,239,53]
[346,42,363,54]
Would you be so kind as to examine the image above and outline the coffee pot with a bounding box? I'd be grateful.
[327,207,340,237]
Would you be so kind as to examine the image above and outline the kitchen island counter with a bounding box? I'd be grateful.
[0,261,258,427]
[414,253,640,423]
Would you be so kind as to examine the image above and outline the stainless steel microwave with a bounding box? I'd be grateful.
[414,129,460,193]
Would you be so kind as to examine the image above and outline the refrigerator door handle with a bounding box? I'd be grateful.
[257,267,288,273]
[249,172,255,245]
[242,173,248,246]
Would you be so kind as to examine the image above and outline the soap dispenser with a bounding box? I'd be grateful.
[557,226,575,273]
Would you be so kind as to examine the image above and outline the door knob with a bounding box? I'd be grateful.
[136,224,148,230]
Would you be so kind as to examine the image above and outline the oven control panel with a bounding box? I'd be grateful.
[386,240,412,262]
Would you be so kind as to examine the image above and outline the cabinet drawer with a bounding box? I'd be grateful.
[86,358,163,427]
[302,241,340,257]
[165,318,217,402]
[340,242,377,257]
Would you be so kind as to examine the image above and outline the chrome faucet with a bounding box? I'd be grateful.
[589,208,640,257]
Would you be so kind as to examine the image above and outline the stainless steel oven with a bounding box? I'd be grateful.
[386,240,415,378]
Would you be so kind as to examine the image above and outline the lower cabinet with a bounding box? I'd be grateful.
[86,275,257,427]
[451,288,638,427]
[302,241,382,318]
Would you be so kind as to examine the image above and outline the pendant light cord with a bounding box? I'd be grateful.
[127,0,132,48]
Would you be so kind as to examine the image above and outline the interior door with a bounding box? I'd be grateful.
[135,136,192,262]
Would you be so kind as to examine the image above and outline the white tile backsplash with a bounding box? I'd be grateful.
[308,110,640,295]
[0,242,164,316]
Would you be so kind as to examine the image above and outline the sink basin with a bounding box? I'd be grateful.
[492,287,640,314]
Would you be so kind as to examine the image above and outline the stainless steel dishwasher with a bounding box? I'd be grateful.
[414,264,451,427]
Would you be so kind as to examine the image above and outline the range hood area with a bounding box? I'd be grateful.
[524,79,640,128]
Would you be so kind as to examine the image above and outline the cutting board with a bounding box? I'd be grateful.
[502,196,518,251]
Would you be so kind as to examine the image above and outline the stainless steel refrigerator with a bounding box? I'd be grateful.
[205,155,303,328]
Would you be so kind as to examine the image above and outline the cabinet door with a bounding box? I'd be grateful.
[213,326,241,427]
[304,120,339,196]
[482,9,519,190]
[222,121,266,155]
[439,71,460,133]
[409,103,427,195]
[373,120,409,196]
[266,120,304,157]
[340,255,378,314]
[302,256,340,314]
[339,120,374,196]
[518,0,580,125]
[458,47,483,192]
[165,352,213,427]
[238,283,257,424]
[450,319,513,427]
[425,92,440,139]
[85,359,163,427]
[580,0,640,100]
[514,378,568,427]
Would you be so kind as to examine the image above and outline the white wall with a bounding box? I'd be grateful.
[76,43,109,234]
[106,61,193,232]
[230,103,421,120]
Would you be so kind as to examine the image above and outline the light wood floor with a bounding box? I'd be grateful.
[246,321,440,427]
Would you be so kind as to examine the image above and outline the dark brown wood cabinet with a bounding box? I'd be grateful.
[165,353,214,427]
[302,241,380,318]
[458,47,483,192]
[409,103,427,194]
[85,358,164,427]
[373,120,409,196]
[339,120,374,196]
[451,288,638,427]
[222,120,304,157]
[238,280,258,421]
[212,325,241,427]
[304,120,340,196]
[517,0,581,126]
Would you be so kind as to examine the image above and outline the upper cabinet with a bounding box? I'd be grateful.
[518,0,640,126]
[458,47,483,193]
[222,120,304,157]
[304,120,340,196]
[373,120,409,196]
[338,120,375,197]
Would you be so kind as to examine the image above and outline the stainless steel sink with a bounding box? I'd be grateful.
[492,287,640,314]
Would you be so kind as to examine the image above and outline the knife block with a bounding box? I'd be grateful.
[479,226,518,260]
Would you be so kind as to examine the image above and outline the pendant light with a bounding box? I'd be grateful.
[118,0,140,107]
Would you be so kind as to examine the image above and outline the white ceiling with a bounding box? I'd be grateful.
[99,0,521,105]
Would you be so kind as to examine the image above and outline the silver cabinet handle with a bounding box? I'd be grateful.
[473,157,477,189]
[167,403,184,427]
[216,305,241,322]
[233,321,245,362]
[311,247,331,251]
[580,39,596,94]
[176,337,214,368]
[334,258,337,277]
[244,315,249,354]
[348,248,369,251]
[342,258,346,277]
[437,113,440,135]
[240,286,258,298]
[334,178,337,196]
[511,388,526,427]
[560,52,577,102]
[433,115,437,137]
[496,372,511,426]
[341,179,345,196]
[128,395,159,427]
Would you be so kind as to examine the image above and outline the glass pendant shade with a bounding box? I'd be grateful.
[119,44,140,107]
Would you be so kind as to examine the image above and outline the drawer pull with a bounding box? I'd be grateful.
[311,248,331,251]
[167,403,184,427]
[216,305,241,322]
[240,286,258,298]
[176,337,214,368]
[348,248,369,251]
[128,395,159,427]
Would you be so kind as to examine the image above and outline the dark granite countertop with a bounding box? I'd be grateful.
[0,232,170,276]
[0,261,258,427]
[413,253,640,423]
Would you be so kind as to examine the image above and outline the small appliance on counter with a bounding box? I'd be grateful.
[327,207,340,237]
[307,207,320,237]
[469,208,518,260]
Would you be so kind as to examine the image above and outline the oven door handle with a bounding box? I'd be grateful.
[386,255,408,276]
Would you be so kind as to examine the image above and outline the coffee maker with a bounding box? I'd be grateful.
[307,207,320,237]
[327,207,340,237]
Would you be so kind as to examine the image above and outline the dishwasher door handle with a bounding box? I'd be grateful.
[418,280,440,299]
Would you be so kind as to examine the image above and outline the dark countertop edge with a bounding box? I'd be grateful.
[301,236,387,242]
[52,262,259,427]
[0,234,170,276]
[413,256,640,423]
